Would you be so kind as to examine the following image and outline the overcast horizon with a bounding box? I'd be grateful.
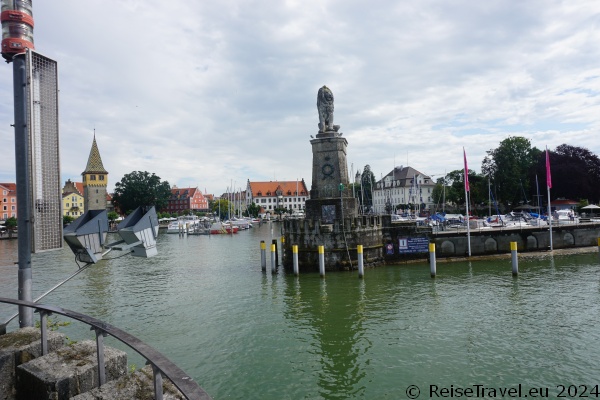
[1,1,599,195]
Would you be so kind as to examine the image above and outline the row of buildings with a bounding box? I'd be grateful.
[2,135,439,222]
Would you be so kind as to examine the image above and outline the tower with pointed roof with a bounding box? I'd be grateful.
[82,133,108,212]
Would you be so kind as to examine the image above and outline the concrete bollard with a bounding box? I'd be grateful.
[429,243,436,278]
[271,244,277,274]
[357,245,364,278]
[318,245,325,277]
[511,241,518,275]
[293,245,299,275]
[260,241,266,271]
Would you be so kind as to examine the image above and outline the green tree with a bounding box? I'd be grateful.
[246,202,261,218]
[112,171,171,214]
[63,215,75,227]
[108,211,119,223]
[211,198,231,220]
[532,144,600,203]
[5,216,17,238]
[482,136,540,207]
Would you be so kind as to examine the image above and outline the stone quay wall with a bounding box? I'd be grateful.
[283,216,383,272]
[431,224,600,257]
[382,220,600,262]
[284,216,600,270]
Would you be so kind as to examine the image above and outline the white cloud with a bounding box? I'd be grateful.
[1,0,599,195]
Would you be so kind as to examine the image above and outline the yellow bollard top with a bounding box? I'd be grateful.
[510,242,518,251]
[357,244,363,253]
[292,244,298,253]
[429,243,435,252]
[318,245,324,254]
[271,244,276,252]
[260,241,266,250]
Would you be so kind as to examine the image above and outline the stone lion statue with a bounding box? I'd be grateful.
[317,86,335,132]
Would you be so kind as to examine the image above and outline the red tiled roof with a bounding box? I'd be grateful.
[0,183,17,192]
[171,187,202,198]
[249,181,308,197]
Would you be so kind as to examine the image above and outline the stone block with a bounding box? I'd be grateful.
[71,365,184,400]
[0,327,65,400]
[15,340,127,400]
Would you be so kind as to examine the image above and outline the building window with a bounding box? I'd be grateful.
[66,203,70,207]
[99,175,105,181]
[96,199,99,203]
[90,175,96,180]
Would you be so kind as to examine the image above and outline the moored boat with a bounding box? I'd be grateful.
[166,215,200,234]
[209,222,239,234]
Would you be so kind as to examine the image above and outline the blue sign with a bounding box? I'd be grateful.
[398,237,429,254]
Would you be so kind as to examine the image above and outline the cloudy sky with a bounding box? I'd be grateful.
[1,0,599,195]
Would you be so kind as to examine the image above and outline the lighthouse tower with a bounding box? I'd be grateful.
[82,133,108,212]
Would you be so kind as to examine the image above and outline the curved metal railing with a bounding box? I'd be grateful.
[0,297,212,400]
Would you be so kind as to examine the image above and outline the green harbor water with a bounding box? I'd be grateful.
[1,223,600,399]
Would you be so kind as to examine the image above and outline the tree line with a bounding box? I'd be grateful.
[432,137,600,213]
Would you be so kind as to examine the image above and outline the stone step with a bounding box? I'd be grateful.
[71,365,185,400]
[0,326,65,400]
[15,340,127,399]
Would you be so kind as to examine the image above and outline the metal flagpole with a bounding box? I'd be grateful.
[546,147,553,251]
[464,148,471,257]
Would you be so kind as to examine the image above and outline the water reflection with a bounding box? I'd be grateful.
[282,275,371,399]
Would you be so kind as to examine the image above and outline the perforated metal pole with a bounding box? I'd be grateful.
[13,54,33,327]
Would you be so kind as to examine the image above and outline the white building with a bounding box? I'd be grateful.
[246,179,309,213]
[372,166,436,214]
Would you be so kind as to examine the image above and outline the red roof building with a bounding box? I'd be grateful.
[166,186,209,214]
[0,183,17,220]
[246,179,309,213]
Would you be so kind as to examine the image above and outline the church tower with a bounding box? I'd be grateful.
[82,133,108,212]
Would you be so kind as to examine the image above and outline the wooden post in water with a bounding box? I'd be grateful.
[293,245,299,276]
[260,241,266,271]
[429,243,436,278]
[357,245,364,278]
[270,244,277,274]
[511,241,518,275]
[318,245,325,277]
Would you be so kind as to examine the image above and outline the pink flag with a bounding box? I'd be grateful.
[463,148,470,192]
[546,148,552,189]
